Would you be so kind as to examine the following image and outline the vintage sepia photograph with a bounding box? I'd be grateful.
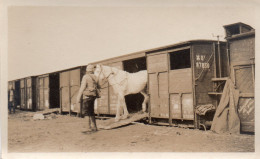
[1,0,259,158]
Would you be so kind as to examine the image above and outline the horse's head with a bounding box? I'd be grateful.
[94,64,103,80]
[94,64,114,86]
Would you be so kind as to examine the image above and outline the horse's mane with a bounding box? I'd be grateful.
[102,65,128,74]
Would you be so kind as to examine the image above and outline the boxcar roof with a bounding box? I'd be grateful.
[91,39,225,65]
[225,30,255,41]
[25,76,37,79]
[223,22,254,30]
[8,78,23,82]
[90,51,145,65]
[146,39,225,54]
[36,69,63,77]
[55,65,86,73]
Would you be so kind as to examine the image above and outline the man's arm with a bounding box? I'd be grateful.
[76,76,87,103]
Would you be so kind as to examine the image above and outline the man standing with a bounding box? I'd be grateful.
[76,64,98,134]
[8,85,15,114]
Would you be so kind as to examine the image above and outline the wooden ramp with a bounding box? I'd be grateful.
[98,112,148,130]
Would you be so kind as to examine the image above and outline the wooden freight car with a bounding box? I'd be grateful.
[90,51,147,115]
[19,76,37,111]
[146,40,228,128]
[36,72,60,110]
[59,66,86,115]
[224,22,255,132]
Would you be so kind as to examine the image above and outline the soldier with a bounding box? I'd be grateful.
[8,85,15,114]
[76,64,98,134]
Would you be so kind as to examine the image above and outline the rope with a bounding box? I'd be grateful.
[97,65,128,90]
[98,78,127,90]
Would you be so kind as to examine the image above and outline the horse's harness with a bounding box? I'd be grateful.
[96,65,127,90]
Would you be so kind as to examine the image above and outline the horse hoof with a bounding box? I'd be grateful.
[121,115,129,120]
[115,118,120,122]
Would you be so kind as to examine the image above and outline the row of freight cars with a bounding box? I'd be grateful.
[8,67,84,113]
[8,22,255,132]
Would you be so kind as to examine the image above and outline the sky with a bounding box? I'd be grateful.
[7,1,257,81]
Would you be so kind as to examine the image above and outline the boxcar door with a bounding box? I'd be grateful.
[147,53,169,118]
[43,76,50,109]
[15,81,21,107]
[26,78,33,110]
[20,79,26,109]
[108,62,123,115]
[60,71,70,112]
[233,64,255,132]
[36,78,39,109]
[169,69,193,120]
[70,69,81,113]
[169,48,193,121]
[38,77,45,110]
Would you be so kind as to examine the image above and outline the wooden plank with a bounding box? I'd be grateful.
[182,93,194,120]
[237,97,254,132]
[208,92,223,95]
[170,94,181,119]
[158,72,169,118]
[211,77,228,81]
[234,66,254,93]
[169,68,192,93]
[229,36,254,64]
[61,87,70,112]
[60,71,69,87]
[98,113,148,130]
[191,45,198,128]
[149,73,159,117]
[167,52,172,126]
[95,116,112,120]
[147,53,168,73]
[240,93,254,98]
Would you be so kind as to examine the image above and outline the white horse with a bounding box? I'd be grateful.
[94,64,148,122]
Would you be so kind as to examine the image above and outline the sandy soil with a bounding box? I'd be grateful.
[8,109,254,152]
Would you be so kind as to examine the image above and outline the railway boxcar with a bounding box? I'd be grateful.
[36,72,60,110]
[224,22,255,133]
[20,76,37,111]
[145,40,228,128]
[90,52,147,115]
[59,66,86,115]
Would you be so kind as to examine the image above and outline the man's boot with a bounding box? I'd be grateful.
[82,116,92,134]
[90,116,98,132]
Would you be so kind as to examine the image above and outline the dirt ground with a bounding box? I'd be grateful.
[8,109,254,152]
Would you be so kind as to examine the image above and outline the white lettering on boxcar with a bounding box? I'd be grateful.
[196,54,209,69]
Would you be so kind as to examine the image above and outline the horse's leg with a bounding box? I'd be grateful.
[140,90,149,112]
[121,95,129,120]
[115,96,122,122]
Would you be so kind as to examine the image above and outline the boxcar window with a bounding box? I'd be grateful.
[226,25,240,37]
[170,49,191,70]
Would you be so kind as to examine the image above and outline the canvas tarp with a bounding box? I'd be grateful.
[210,78,240,134]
